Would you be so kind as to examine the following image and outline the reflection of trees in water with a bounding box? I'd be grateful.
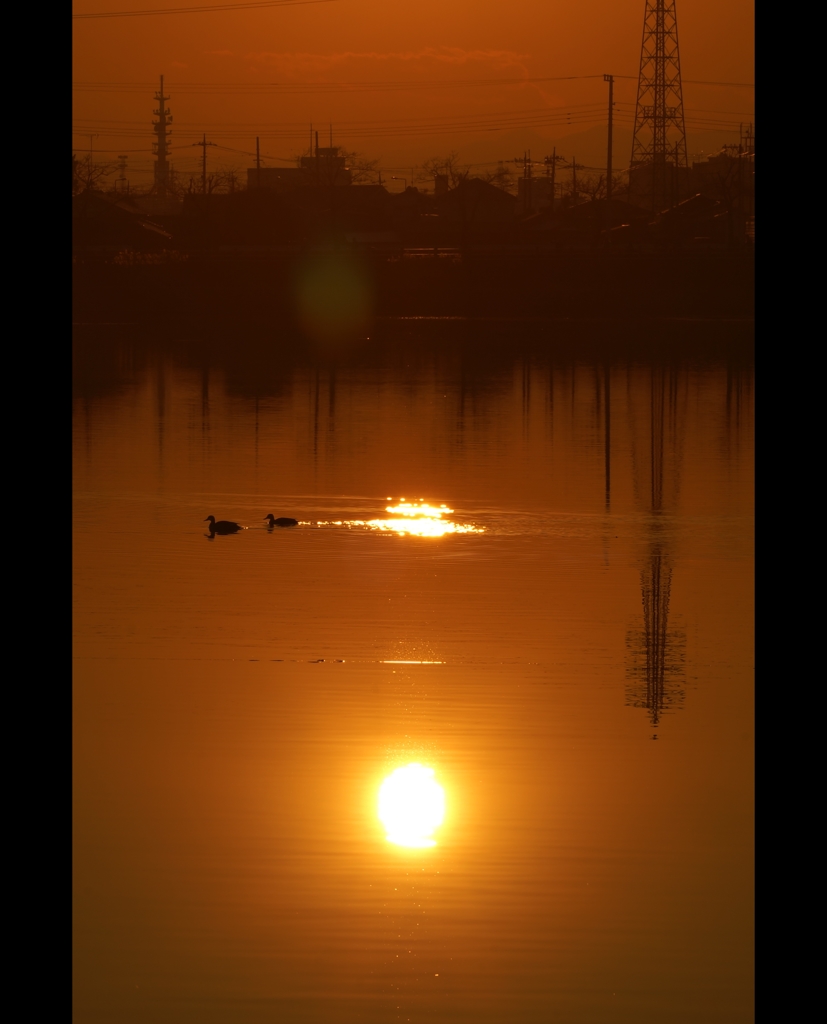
[73,321,753,409]
[625,364,687,736]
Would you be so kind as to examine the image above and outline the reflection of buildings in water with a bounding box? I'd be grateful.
[625,365,687,735]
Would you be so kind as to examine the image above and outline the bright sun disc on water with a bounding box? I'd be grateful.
[378,764,445,848]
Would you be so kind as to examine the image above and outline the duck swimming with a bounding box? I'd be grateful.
[204,515,243,535]
[265,514,299,528]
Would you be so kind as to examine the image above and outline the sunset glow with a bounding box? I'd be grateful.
[73,0,754,1017]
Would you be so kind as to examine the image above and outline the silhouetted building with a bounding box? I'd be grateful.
[248,147,352,191]
[73,191,173,248]
[691,148,754,234]
[301,146,352,186]
[247,166,307,191]
[520,198,649,246]
[628,160,693,213]
[435,178,516,228]
[131,197,183,218]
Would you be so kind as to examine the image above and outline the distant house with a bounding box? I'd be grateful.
[247,167,307,191]
[521,198,649,241]
[73,191,174,248]
[300,147,352,186]
[248,147,353,191]
[627,160,694,212]
[180,189,301,245]
[604,194,730,248]
[517,176,554,216]
[654,193,729,245]
[690,150,754,238]
[435,178,517,229]
[130,197,183,218]
[692,148,754,198]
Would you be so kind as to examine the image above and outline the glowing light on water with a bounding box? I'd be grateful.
[386,502,452,518]
[311,499,483,537]
[366,517,478,537]
[369,499,481,536]
[378,764,445,848]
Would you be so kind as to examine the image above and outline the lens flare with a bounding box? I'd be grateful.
[295,251,373,346]
[378,763,445,848]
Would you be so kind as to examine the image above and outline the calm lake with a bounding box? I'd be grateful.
[73,320,754,1023]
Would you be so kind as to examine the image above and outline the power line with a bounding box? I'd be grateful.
[71,100,607,124]
[70,101,753,129]
[72,104,748,138]
[73,0,338,19]
[71,75,753,91]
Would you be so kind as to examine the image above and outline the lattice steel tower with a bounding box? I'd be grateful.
[629,0,688,210]
[152,75,172,195]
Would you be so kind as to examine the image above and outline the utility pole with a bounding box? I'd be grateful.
[117,154,128,192]
[743,122,754,233]
[513,152,533,216]
[737,124,744,244]
[192,133,216,194]
[544,148,563,216]
[550,147,556,212]
[256,136,261,188]
[604,74,614,203]
[152,75,172,196]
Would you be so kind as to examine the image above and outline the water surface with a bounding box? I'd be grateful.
[73,321,753,1023]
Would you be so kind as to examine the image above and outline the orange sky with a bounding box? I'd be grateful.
[72,0,754,187]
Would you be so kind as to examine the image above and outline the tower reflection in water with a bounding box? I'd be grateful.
[625,364,686,737]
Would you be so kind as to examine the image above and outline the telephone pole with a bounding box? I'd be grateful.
[152,75,172,196]
[256,136,261,188]
[604,74,614,203]
[544,149,564,215]
[117,154,128,192]
[192,133,216,194]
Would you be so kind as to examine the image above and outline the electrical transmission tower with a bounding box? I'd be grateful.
[629,0,688,212]
[153,75,172,195]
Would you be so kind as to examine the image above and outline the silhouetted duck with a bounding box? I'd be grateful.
[204,515,243,535]
[265,514,299,528]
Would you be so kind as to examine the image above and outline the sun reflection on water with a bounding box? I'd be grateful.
[374,500,475,536]
[386,502,451,518]
[378,763,445,848]
[314,499,483,537]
